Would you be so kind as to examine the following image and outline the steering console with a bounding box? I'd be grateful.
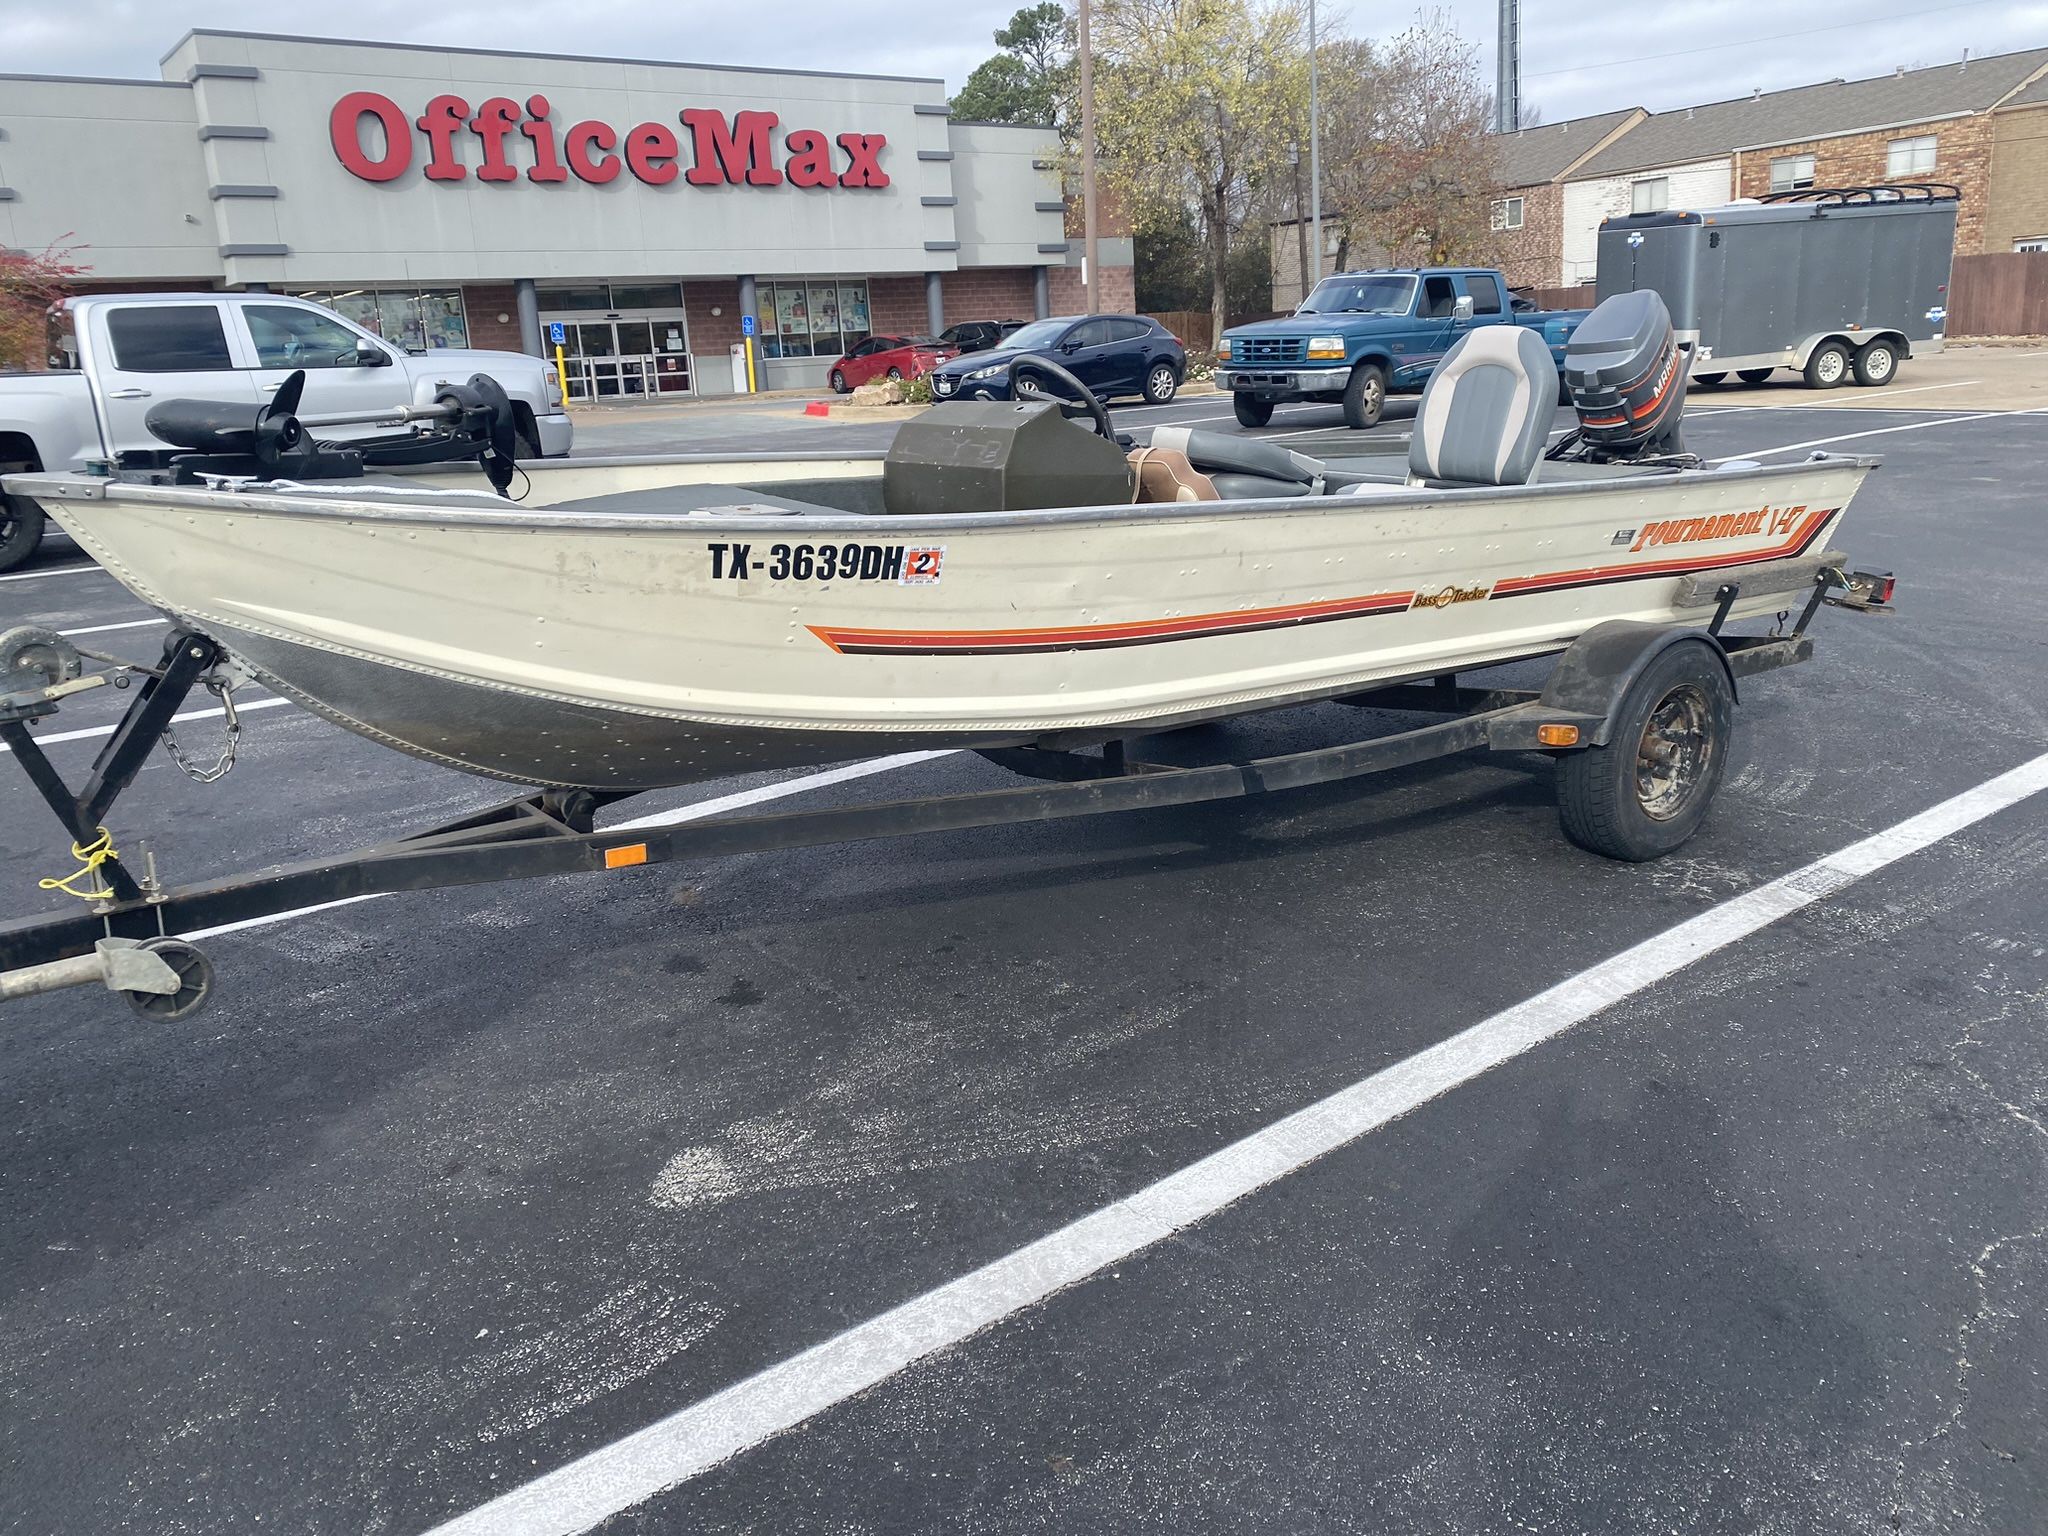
[1006,354,1117,442]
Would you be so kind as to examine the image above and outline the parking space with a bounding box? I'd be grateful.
[2,380,2045,1535]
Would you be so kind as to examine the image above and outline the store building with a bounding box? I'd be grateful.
[0,30,1106,396]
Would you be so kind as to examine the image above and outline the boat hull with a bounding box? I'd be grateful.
[15,455,1873,789]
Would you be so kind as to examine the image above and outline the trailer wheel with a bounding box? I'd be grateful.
[1853,340,1898,386]
[1737,368,1775,384]
[1692,371,1727,386]
[1341,363,1387,429]
[120,937,217,1023]
[1555,643,1734,862]
[1233,394,1274,428]
[0,492,44,575]
[1802,343,1850,389]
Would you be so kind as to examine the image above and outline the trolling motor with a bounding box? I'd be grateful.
[137,369,522,493]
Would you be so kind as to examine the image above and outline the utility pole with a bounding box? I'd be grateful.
[1080,0,1099,314]
[1495,0,1521,134]
[1308,0,1321,297]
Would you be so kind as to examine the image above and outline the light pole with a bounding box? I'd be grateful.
[1308,0,1321,294]
[1080,0,1099,314]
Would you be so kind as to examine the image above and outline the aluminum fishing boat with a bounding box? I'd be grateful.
[6,322,1871,793]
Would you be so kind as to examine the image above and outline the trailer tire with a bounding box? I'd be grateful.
[1802,343,1850,389]
[1555,642,1734,862]
[1341,362,1387,429]
[1853,339,1898,386]
[0,492,44,575]
[1692,371,1726,386]
[1737,368,1775,384]
[1233,394,1275,428]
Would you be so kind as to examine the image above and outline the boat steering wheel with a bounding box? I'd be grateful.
[1007,355,1116,441]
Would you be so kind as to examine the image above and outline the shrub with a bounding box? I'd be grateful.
[1183,349,1218,384]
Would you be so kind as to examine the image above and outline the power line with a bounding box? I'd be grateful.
[1522,0,2018,81]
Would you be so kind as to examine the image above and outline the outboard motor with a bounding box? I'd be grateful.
[1560,289,1687,459]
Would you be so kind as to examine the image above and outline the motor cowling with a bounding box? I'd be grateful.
[1562,289,1687,457]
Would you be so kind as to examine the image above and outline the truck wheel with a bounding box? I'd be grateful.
[1555,642,1734,862]
[1341,363,1387,429]
[1853,340,1898,386]
[1692,371,1727,386]
[1802,343,1850,390]
[1233,394,1274,428]
[0,493,44,575]
[1737,368,1774,384]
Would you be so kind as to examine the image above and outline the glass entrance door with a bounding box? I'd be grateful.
[546,313,692,402]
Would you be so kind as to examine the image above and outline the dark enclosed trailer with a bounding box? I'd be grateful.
[1595,184,1959,390]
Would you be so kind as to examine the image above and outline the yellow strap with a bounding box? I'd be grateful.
[39,826,120,902]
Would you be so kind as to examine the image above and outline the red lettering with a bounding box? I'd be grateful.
[565,120,621,184]
[682,109,784,186]
[417,95,471,181]
[836,131,889,188]
[470,97,523,183]
[521,94,568,183]
[784,129,839,188]
[625,121,680,185]
[330,92,412,182]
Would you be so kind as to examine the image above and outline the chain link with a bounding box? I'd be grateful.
[160,679,241,783]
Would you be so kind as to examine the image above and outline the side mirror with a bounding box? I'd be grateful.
[354,339,391,367]
[1453,295,1475,322]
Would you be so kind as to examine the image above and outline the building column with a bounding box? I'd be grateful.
[514,278,543,357]
[925,272,945,337]
[737,275,759,393]
[1032,266,1050,320]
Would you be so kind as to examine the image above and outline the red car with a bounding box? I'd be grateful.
[827,335,956,392]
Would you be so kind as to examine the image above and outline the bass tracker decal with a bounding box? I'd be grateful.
[795,503,1840,655]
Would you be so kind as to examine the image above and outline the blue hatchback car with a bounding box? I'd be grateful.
[928,314,1185,405]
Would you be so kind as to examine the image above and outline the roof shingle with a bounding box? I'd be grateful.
[1490,109,1645,187]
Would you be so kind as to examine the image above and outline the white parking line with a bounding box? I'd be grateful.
[0,694,293,752]
[1689,379,1981,414]
[0,562,103,583]
[57,618,166,638]
[1712,406,2045,462]
[422,750,2048,1536]
[182,750,959,942]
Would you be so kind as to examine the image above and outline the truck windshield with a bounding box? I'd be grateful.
[1298,275,1417,316]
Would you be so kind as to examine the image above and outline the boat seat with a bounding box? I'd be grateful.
[1408,325,1558,488]
[1148,426,1329,499]
[1126,446,1221,502]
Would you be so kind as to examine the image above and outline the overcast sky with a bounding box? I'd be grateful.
[3,0,2045,121]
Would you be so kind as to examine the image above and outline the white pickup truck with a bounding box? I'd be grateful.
[0,292,571,570]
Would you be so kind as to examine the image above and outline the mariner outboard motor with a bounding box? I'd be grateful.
[1559,289,1688,460]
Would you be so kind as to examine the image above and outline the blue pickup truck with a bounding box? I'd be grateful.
[1217,267,1586,429]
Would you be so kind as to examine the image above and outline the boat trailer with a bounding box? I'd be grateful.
[0,560,1892,1022]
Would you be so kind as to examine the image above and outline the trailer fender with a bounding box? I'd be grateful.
[1498,622,1738,749]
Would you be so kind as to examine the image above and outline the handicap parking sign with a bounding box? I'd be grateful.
[741,314,757,337]
[548,321,566,345]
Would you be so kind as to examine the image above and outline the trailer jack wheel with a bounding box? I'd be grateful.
[120,937,216,1023]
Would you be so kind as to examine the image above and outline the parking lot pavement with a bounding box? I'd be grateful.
[1,389,2045,1534]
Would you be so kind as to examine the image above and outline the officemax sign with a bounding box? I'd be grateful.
[328,93,890,190]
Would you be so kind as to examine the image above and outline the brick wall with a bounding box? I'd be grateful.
[682,279,744,348]
[1492,183,1564,289]
[1984,104,2048,253]
[866,273,930,336]
[1733,115,1994,251]
[461,283,525,352]
[942,267,1038,325]
[1047,262,1135,316]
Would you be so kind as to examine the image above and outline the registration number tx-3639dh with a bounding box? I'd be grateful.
[707,541,945,584]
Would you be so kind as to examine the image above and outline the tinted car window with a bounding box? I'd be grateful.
[106,306,233,372]
[1066,320,1112,348]
[1466,275,1504,315]
[1107,318,1152,342]
[245,305,372,370]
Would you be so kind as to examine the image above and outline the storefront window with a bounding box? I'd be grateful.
[609,283,683,311]
[535,285,612,312]
[758,277,870,361]
[290,287,471,352]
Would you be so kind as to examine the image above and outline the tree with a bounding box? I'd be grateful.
[1091,0,1308,348]
[1321,11,1500,268]
[0,240,89,371]
[952,3,1077,136]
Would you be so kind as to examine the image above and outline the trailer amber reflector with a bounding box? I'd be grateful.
[1537,724,1581,747]
[604,843,649,869]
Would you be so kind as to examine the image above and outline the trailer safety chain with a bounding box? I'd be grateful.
[38,827,122,903]
[159,679,241,784]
